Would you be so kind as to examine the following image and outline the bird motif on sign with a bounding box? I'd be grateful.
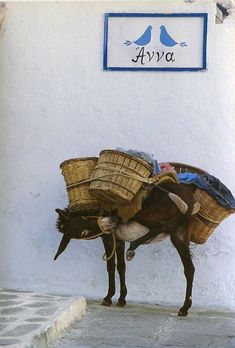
[124,25,153,46]
[159,25,187,47]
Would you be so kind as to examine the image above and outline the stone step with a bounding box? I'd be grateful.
[0,289,86,348]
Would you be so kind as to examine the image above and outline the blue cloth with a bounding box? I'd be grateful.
[116,148,161,175]
[177,172,197,183]
[177,172,235,210]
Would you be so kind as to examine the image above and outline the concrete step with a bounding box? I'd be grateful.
[0,289,86,348]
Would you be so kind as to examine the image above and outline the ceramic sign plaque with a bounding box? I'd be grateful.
[103,13,208,71]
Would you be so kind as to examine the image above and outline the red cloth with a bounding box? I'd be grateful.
[160,162,176,173]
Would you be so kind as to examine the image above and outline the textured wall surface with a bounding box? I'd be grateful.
[0,1,235,309]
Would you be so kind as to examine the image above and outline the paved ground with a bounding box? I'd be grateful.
[53,301,235,348]
[0,289,86,348]
[1,292,235,348]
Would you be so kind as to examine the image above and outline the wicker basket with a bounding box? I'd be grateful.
[89,150,152,205]
[189,189,233,244]
[60,157,101,214]
[170,162,208,176]
[170,162,234,244]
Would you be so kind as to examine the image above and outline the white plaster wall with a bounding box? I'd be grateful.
[0,1,235,309]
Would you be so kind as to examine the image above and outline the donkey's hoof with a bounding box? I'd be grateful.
[126,250,135,261]
[102,298,112,306]
[117,299,126,307]
[178,309,188,317]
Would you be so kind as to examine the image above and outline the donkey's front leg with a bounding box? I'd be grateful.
[116,240,127,307]
[170,230,195,317]
[101,235,116,306]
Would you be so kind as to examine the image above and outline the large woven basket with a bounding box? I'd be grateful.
[170,162,234,244]
[60,157,101,214]
[89,150,152,205]
[188,189,233,244]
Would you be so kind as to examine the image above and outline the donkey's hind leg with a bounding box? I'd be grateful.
[170,229,195,317]
[126,227,162,261]
[116,240,127,306]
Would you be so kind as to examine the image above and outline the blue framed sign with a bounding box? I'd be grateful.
[103,13,208,71]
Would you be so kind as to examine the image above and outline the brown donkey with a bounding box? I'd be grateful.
[54,182,200,317]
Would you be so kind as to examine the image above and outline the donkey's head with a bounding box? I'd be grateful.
[54,208,100,260]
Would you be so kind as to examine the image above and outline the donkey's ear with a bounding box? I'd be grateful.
[55,208,70,220]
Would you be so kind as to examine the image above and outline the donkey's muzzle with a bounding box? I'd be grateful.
[54,235,71,260]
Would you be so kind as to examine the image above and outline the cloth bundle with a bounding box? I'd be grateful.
[177,172,235,210]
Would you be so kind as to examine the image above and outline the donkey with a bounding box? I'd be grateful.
[54,182,200,317]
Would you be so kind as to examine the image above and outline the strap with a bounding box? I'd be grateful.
[80,216,116,261]
[197,212,220,225]
[66,166,179,190]
[102,232,116,261]
[66,165,154,190]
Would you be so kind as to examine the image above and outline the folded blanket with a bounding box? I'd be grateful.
[177,172,235,210]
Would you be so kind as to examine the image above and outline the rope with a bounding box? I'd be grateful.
[94,164,154,184]
[66,165,155,190]
[197,212,220,225]
[80,231,105,240]
[102,231,116,261]
[66,165,178,192]
[97,216,117,261]
[79,216,117,261]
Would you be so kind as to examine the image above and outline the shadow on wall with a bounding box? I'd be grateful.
[184,0,235,23]
[0,2,7,34]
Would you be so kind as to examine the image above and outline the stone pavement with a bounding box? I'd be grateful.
[1,293,235,348]
[0,289,86,348]
[54,301,235,348]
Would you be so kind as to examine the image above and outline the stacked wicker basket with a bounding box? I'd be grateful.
[89,150,152,204]
[60,151,234,244]
[60,150,152,212]
[60,157,101,214]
